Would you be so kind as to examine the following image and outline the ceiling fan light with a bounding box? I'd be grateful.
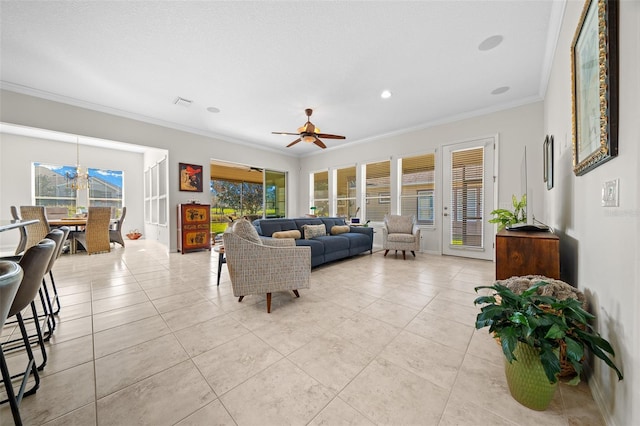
[302,134,315,143]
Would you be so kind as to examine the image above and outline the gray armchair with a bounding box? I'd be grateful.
[222,219,311,313]
[382,214,421,259]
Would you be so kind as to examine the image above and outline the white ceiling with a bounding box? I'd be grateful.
[0,1,564,156]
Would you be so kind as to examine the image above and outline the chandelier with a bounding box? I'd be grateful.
[66,137,91,190]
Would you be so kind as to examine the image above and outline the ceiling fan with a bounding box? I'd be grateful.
[272,108,345,149]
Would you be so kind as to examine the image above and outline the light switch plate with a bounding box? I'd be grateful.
[602,179,619,207]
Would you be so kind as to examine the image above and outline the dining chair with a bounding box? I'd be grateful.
[74,207,112,254]
[109,206,126,248]
[0,261,24,426]
[18,206,51,253]
[0,239,56,413]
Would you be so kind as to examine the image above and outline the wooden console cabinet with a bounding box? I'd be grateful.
[495,229,560,279]
[177,203,211,254]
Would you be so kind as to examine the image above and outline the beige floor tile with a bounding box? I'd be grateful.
[406,310,475,352]
[93,314,170,358]
[252,317,327,355]
[161,300,226,331]
[422,296,480,326]
[288,332,376,393]
[96,360,216,426]
[47,315,93,344]
[57,300,93,321]
[332,312,401,354]
[380,330,465,390]
[91,282,143,300]
[381,286,436,310]
[308,397,376,425]
[95,333,189,398]
[174,399,236,425]
[92,300,159,333]
[151,289,207,314]
[339,357,449,425]
[439,394,517,425]
[91,290,150,314]
[41,403,97,426]
[40,334,94,377]
[193,333,282,395]
[0,362,95,425]
[220,358,334,425]
[174,314,249,357]
[359,298,420,328]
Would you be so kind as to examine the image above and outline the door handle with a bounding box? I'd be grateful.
[443,213,449,216]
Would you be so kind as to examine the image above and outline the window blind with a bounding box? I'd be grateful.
[450,147,484,248]
[400,153,435,224]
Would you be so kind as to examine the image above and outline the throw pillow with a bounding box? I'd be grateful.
[272,230,301,239]
[233,219,262,245]
[330,225,350,235]
[303,224,327,239]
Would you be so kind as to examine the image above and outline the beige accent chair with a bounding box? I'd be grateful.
[222,219,311,313]
[74,207,112,255]
[382,214,421,260]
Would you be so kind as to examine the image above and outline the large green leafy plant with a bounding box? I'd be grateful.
[474,281,623,384]
[489,194,526,230]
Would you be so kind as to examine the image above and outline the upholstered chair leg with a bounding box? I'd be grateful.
[402,250,406,260]
[384,249,389,257]
[293,290,300,298]
[266,293,272,313]
[238,296,244,303]
[411,251,416,257]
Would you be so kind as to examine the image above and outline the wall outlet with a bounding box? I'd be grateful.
[602,179,619,207]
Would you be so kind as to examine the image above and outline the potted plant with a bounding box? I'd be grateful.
[474,281,623,410]
[489,194,526,230]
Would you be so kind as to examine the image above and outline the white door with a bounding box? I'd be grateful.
[442,137,495,260]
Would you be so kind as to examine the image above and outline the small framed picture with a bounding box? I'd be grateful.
[179,163,203,192]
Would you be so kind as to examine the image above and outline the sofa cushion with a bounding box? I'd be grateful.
[233,219,262,245]
[387,233,416,243]
[302,224,327,239]
[272,230,301,239]
[385,215,414,234]
[330,225,350,235]
[320,217,347,230]
[257,219,297,237]
[314,235,349,252]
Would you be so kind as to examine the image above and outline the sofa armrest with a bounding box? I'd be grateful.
[349,226,374,239]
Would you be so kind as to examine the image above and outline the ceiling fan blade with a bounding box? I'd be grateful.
[286,138,301,148]
[272,131,299,136]
[313,138,327,149]
[317,133,345,139]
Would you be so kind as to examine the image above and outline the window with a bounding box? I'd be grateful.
[34,163,123,216]
[450,147,484,247]
[335,166,357,218]
[311,171,329,217]
[144,157,167,225]
[364,160,390,221]
[400,153,435,225]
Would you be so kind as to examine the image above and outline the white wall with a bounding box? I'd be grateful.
[0,133,144,253]
[543,1,639,424]
[0,89,301,252]
[299,102,545,254]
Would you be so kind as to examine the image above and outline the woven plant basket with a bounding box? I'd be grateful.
[493,275,587,379]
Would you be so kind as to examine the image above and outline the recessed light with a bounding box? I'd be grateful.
[381,90,392,99]
[491,86,510,95]
[206,106,221,113]
[478,35,504,51]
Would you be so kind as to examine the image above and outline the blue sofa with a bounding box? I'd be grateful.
[252,217,374,267]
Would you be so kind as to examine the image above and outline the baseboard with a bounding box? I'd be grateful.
[586,365,617,426]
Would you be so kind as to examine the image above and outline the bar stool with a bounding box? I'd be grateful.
[0,261,24,426]
[0,239,56,403]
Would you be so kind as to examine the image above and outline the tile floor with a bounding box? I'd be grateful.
[1,240,605,425]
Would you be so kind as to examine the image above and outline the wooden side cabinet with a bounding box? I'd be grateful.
[177,203,211,254]
[495,229,560,279]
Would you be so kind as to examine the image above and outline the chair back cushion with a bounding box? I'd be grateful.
[233,219,263,244]
[385,215,414,234]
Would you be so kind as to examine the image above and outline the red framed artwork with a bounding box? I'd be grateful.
[179,163,203,192]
